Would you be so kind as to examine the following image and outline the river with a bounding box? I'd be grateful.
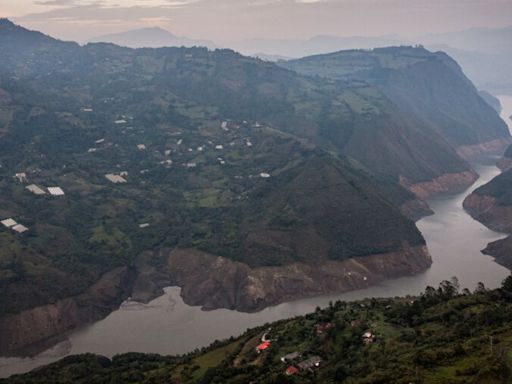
[1,95,512,378]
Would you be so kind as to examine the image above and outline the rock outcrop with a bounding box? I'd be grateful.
[133,245,432,313]
[456,137,512,160]
[400,170,478,200]
[0,267,135,356]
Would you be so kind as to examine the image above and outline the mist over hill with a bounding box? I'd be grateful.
[87,27,216,49]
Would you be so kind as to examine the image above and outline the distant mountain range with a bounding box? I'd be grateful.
[87,27,216,49]
[87,25,512,93]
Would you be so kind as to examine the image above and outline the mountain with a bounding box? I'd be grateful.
[0,20,438,353]
[464,167,512,269]
[230,34,409,58]
[229,27,512,94]
[4,282,512,383]
[87,27,216,49]
[283,46,510,159]
[426,44,512,94]
[479,90,502,113]
[420,26,512,55]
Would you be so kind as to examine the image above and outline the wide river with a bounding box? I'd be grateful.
[1,95,512,378]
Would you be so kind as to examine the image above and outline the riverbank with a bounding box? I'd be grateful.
[1,162,509,379]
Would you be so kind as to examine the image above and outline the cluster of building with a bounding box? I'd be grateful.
[14,173,65,197]
[1,218,29,234]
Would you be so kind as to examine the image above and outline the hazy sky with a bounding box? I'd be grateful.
[2,0,512,43]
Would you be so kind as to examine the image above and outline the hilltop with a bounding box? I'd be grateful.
[87,27,216,49]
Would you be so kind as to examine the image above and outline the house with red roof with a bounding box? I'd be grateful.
[285,366,299,376]
[255,341,270,353]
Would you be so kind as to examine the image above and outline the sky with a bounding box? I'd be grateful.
[2,0,512,43]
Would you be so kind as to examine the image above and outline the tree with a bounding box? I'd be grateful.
[502,275,512,293]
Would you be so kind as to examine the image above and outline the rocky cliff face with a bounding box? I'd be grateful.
[133,245,432,313]
[0,267,134,356]
[456,137,512,160]
[463,175,512,271]
[463,194,512,233]
[400,170,478,200]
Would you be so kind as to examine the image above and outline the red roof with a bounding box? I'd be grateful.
[256,341,270,351]
[285,366,299,375]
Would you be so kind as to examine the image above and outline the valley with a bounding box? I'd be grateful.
[1,160,509,378]
[0,19,511,380]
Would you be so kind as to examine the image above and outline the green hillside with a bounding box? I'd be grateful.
[4,279,512,383]
[283,46,509,147]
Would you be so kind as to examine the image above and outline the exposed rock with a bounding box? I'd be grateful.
[134,245,432,313]
[463,194,512,233]
[400,170,478,200]
[0,267,135,357]
[497,157,512,172]
[399,199,434,221]
[456,137,512,160]
[483,236,512,270]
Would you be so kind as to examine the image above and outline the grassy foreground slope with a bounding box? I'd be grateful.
[4,278,512,383]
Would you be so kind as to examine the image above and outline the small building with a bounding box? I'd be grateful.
[260,172,271,178]
[215,145,223,150]
[12,224,29,234]
[281,351,301,363]
[1,218,17,228]
[14,173,28,183]
[256,341,270,353]
[285,366,299,376]
[185,162,197,168]
[139,223,150,229]
[105,174,127,184]
[114,119,127,124]
[315,323,333,335]
[137,144,146,150]
[297,356,322,371]
[26,184,46,195]
[362,331,375,344]
[48,187,65,196]
[95,138,105,144]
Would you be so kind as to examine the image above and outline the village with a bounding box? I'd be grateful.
[0,113,277,237]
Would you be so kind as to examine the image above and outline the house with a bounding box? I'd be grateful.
[1,218,17,228]
[315,322,333,335]
[362,331,375,344]
[285,366,299,376]
[14,173,28,183]
[105,174,127,184]
[26,184,46,195]
[255,341,270,353]
[12,224,29,234]
[48,187,65,196]
[280,351,301,363]
[297,356,322,371]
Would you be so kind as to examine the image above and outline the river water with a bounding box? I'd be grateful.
[1,95,512,378]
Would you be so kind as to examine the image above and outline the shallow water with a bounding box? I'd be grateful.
[1,96,512,379]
